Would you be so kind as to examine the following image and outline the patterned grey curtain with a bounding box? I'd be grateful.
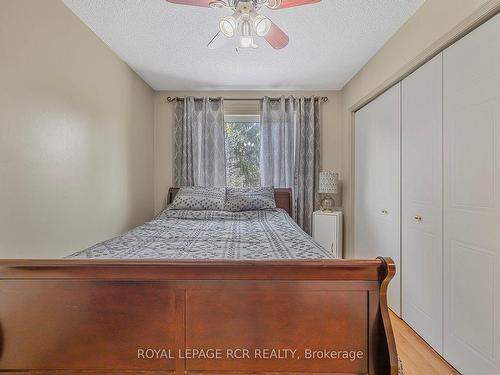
[260,97,294,188]
[260,96,321,234]
[174,97,226,187]
[293,97,321,234]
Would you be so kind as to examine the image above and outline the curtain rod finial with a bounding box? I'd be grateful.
[166,96,176,102]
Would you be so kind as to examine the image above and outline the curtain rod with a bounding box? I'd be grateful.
[166,96,329,103]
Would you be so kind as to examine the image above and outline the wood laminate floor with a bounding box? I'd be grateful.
[390,311,460,375]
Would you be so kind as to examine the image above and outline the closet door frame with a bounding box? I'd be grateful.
[349,7,500,374]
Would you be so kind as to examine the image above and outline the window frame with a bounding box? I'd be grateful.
[224,114,261,123]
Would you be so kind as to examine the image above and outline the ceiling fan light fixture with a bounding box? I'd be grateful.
[253,15,271,37]
[239,19,257,48]
[166,0,320,50]
[241,19,251,36]
[219,16,237,37]
[239,35,257,49]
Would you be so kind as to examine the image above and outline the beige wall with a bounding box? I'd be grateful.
[339,0,500,257]
[0,0,155,258]
[2,0,495,259]
[154,91,341,214]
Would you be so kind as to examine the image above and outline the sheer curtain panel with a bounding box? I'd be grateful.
[260,96,321,234]
[260,97,295,188]
[174,97,226,187]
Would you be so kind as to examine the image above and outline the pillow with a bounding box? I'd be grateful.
[169,186,225,211]
[225,187,276,212]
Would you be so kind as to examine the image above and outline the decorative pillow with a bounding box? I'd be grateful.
[169,186,226,211]
[225,187,276,212]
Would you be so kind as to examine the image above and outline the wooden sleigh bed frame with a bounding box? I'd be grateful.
[0,189,398,375]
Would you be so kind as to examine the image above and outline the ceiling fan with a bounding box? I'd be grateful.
[166,0,321,50]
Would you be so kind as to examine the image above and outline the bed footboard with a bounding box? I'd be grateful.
[0,258,397,375]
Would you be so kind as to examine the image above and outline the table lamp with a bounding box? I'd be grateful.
[319,171,338,212]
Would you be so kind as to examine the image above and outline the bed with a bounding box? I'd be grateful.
[0,188,398,375]
[68,189,331,260]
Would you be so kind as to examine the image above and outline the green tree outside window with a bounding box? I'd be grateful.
[224,121,260,187]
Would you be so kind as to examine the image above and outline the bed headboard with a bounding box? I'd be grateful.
[167,187,293,217]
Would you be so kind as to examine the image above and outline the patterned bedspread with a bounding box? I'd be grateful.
[68,208,333,260]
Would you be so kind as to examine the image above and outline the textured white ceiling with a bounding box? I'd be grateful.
[62,0,425,90]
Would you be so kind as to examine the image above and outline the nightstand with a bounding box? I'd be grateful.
[312,210,343,258]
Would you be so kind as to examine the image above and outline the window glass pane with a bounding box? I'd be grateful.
[224,121,260,188]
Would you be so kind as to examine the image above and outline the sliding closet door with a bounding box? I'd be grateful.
[401,54,443,353]
[443,13,500,375]
[354,84,401,316]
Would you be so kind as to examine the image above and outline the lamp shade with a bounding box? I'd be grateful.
[319,171,339,194]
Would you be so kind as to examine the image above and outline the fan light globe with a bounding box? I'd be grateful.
[239,19,257,48]
[209,0,226,8]
[241,19,251,37]
[253,15,271,37]
[266,0,281,9]
[239,36,254,48]
[219,16,237,37]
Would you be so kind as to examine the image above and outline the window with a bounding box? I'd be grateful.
[224,114,261,188]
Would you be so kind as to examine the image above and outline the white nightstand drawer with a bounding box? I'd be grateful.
[312,211,343,258]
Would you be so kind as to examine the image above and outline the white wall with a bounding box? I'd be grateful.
[154,90,341,214]
[0,0,155,258]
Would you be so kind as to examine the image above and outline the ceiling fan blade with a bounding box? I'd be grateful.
[270,0,321,9]
[264,21,289,50]
[207,31,230,49]
[166,0,212,7]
